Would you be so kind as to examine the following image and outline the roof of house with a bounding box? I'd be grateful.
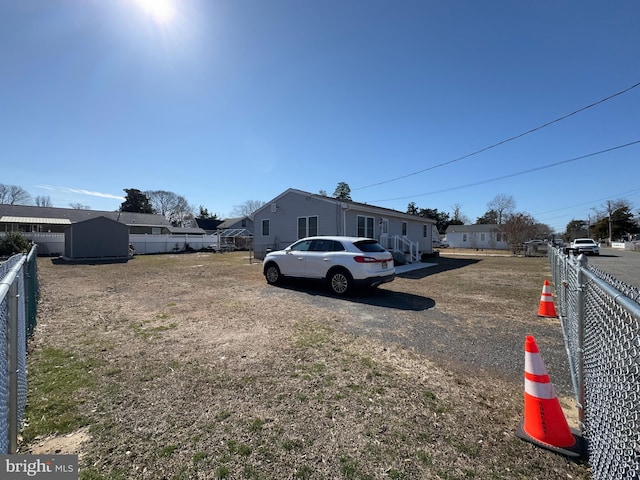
[217,217,250,229]
[167,226,207,234]
[0,204,171,226]
[194,218,223,231]
[257,188,436,223]
[445,224,502,233]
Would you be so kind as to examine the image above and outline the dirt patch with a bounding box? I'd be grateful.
[23,252,589,479]
[28,427,90,457]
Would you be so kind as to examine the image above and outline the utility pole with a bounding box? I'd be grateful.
[607,200,613,246]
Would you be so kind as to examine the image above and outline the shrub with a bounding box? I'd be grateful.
[0,232,33,256]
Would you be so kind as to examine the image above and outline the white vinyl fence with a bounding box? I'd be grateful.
[21,233,222,256]
[129,234,220,254]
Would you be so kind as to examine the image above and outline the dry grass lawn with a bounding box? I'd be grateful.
[22,251,590,479]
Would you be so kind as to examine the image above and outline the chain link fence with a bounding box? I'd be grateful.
[0,246,38,454]
[549,247,640,479]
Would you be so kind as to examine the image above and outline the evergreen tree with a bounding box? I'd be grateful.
[476,209,499,225]
[333,182,352,201]
[120,188,153,213]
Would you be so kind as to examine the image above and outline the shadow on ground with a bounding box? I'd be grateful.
[396,256,481,279]
[268,279,436,311]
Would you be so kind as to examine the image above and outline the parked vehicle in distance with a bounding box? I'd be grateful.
[262,236,395,295]
[569,238,600,256]
[432,239,449,248]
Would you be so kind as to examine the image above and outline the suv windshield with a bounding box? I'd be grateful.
[354,240,386,253]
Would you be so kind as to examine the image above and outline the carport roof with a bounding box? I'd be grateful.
[0,216,72,225]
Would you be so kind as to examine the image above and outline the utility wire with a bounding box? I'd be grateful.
[354,81,640,191]
[368,140,640,203]
[533,187,640,216]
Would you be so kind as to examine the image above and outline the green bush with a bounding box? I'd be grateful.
[0,232,32,256]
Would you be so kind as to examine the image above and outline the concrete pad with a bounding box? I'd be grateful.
[394,262,437,274]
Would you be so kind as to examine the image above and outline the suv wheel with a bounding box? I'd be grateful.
[264,263,281,284]
[328,269,353,295]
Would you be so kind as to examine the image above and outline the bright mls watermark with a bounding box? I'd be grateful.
[0,455,78,479]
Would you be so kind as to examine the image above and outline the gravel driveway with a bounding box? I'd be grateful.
[263,255,576,399]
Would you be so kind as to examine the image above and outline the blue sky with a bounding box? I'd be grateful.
[2,1,639,232]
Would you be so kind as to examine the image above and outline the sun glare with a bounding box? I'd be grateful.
[132,0,176,25]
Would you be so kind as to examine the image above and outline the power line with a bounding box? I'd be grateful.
[533,187,640,216]
[367,140,640,203]
[354,81,640,191]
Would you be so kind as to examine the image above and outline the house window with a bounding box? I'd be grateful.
[497,232,506,242]
[402,221,407,236]
[297,216,318,238]
[423,225,428,237]
[241,219,247,227]
[480,233,486,242]
[262,219,270,236]
[463,233,468,242]
[357,216,374,238]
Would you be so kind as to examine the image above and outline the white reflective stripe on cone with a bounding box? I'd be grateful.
[525,353,548,376]
[525,378,556,399]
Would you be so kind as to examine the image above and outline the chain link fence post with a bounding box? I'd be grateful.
[575,254,588,431]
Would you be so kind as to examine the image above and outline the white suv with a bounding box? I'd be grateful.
[570,238,600,256]
[263,236,395,295]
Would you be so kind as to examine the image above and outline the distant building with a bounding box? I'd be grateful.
[445,224,509,250]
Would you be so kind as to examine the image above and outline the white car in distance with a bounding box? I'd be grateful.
[263,236,395,295]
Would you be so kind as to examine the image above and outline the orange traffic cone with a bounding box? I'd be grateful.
[537,280,557,318]
[515,336,585,457]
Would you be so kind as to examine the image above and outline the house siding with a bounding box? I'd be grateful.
[445,224,510,250]
[254,191,345,258]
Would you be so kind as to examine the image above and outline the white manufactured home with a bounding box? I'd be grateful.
[445,224,509,250]
[252,188,437,262]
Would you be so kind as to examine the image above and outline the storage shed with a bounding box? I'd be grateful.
[64,216,130,261]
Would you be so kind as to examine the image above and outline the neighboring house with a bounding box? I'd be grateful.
[0,204,172,234]
[445,224,509,250]
[217,216,253,233]
[216,216,254,251]
[252,188,436,262]
[0,204,212,255]
[193,217,223,233]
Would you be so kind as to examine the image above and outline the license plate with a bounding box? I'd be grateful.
[382,261,388,269]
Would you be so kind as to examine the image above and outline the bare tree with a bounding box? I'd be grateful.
[0,184,31,205]
[69,203,91,209]
[487,194,516,225]
[451,203,469,224]
[35,195,53,207]
[501,212,537,253]
[231,200,265,218]
[145,190,193,226]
